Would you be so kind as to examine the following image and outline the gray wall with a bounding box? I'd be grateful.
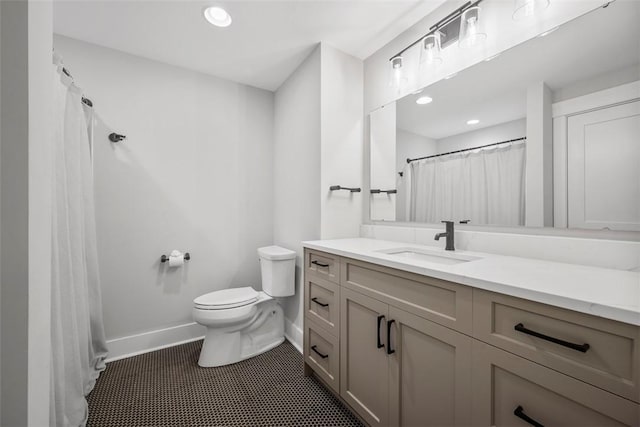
[2,1,53,424]
[273,46,322,344]
[54,35,275,341]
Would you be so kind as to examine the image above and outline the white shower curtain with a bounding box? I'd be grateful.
[51,54,108,427]
[407,142,526,226]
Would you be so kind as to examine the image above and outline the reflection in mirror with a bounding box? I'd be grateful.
[370,1,640,231]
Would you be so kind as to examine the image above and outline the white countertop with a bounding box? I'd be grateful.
[303,238,640,326]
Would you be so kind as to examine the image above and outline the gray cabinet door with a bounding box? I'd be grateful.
[472,340,639,427]
[340,287,390,426]
[388,306,472,427]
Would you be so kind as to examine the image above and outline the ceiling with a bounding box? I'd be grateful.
[396,0,640,140]
[53,0,446,91]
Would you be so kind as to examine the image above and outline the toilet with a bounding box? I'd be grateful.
[193,245,296,367]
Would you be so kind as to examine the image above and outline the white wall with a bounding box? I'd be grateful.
[273,46,322,347]
[54,36,275,350]
[370,103,397,221]
[436,118,526,153]
[1,1,52,425]
[320,44,363,240]
[525,82,553,227]
[553,64,640,103]
[396,128,437,171]
[274,44,363,349]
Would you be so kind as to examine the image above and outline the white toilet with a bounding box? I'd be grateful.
[192,245,296,367]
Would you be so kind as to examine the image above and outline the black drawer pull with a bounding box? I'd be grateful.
[311,297,329,307]
[377,315,385,349]
[514,405,544,427]
[387,319,396,355]
[514,323,590,353]
[311,345,329,359]
[311,260,330,268]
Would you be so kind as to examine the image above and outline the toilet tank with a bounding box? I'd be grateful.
[258,246,296,297]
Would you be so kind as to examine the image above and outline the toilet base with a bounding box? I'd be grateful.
[197,301,285,367]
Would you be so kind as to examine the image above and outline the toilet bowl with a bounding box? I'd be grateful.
[193,246,296,367]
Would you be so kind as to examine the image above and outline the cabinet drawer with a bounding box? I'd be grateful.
[304,319,339,393]
[474,289,640,402]
[305,249,340,284]
[341,257,473,334]
[472,340,639,427]
[304,276,339,336]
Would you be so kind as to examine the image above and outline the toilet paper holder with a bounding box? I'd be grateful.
[160,252,191,263]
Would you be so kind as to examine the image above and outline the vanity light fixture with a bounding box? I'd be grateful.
[203,6,232,27]
[513,0,550,21]
[467,119,480,125]
[458,6,487,48]
[416,96,434,105]
[388,1,485,78]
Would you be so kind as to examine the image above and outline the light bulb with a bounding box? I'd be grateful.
[459,7,487,49]
[419,34,442,66]
[388,56,407,91]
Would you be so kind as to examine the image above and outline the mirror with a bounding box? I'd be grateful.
[370,2,640,231]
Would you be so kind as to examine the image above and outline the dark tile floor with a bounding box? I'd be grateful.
[87,340,363,426]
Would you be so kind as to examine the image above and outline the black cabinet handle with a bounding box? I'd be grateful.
[386,319,396,355]
[311,260,329,268]
[377,315,385,349]
[514,405,544,427]
[311,345,329,359]
[514,323,590,353]
[311,297,329,307]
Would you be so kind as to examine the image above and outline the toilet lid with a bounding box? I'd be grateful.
[194,287,259,310]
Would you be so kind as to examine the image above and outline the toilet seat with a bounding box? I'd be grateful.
[194,287,259,310]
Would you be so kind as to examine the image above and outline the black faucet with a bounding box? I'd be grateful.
[434,221,455,251]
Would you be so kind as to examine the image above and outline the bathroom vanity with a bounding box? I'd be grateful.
[302,238,640,427]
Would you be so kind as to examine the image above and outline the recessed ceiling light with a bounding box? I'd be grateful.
[467,119,480,125]
[538,26,558,37]
[204,6,232,27]
[445,72,458,80]
[416,96,433,105]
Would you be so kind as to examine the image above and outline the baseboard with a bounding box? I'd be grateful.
[105,322,205,363]
[284,318,303,354]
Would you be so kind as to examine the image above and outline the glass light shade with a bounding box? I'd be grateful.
[388,56,407,91]
[458,7,487,49]
[419,34,443,66]
[513,0,550,20]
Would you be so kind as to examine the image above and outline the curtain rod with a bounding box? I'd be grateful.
[406,137,526,164]
[62,67,94,108]
[61,65,126,143]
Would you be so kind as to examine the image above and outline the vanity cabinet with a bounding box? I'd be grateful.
[339,287,473,427]
[303,248,640,427]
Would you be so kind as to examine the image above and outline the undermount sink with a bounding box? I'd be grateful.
[376,247,481,265]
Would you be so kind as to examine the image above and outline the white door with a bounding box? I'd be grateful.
[568,100,640,231]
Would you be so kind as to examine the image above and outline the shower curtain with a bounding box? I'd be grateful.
[51,54,108,427]
[407,142,526,226]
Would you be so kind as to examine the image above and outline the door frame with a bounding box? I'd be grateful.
[551,80,640,227]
